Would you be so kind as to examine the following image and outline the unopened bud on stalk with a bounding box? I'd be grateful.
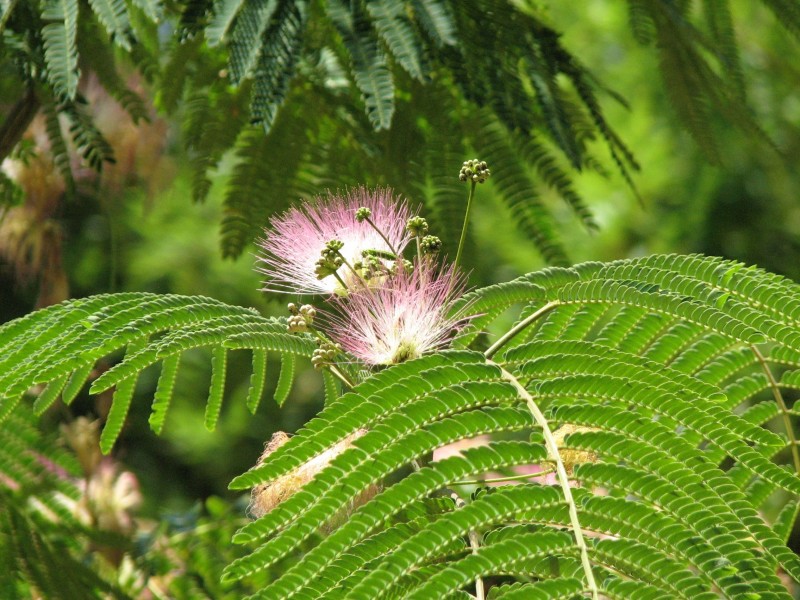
[406,216,429,236]
[420,235,442,255]
[315,240,345,279]
[311,341,342,369]
[287,303,317,333]
[355,207,372,222]
[459,159,491,183]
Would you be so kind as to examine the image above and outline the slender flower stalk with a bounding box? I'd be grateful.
[455,159,490,269]
[257,187,414,295]
[357,206,401,258]
[455,181,475,269]
[324,260,474,365]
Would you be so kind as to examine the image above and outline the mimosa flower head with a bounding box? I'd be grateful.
[257,187,413,295]
[325,260,473,365]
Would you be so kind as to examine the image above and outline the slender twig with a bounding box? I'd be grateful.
[484,301,560,360]
[332,270,350,292]
[469,528,485,600]
[302,326,355,389]
[447,491,484,600]
[334,250,370,288]
[489,361,599,600]
[452,466,556,486]
[751,344,800,474]
[454,181,476,269]
[365,216,400,258]
[328,364,355,389]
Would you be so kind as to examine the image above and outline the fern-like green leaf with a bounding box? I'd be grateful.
[100,337,147,453]
[474,110,569,265]
[41,0,80,100]
[273,351,295,407]
[246,349,267,414]
[228,0,279,83]
[87,0,132,50]
[367,0,425,81]
[31,375,68,416]
[412,0,455,46]
[249,0,307,133]
[61,361,94,405]
[328,0,395,130]
[150,353,179,434]
[206,0,246,46]
[205,346,228,431]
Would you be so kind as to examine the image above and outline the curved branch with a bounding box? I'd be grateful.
[488,360,599,600]
[484,301,559,360]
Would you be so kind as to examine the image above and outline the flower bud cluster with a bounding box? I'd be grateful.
[353,253,385,281]
[390,258,414,275]
[312,341,342,369]
[459,159,491,183]
[406,216,428,236]
[287,303,316,333]
[258,185,477,369]
[315,240,345,279]
[420,235,442,254]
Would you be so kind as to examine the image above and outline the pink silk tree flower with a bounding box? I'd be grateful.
[325,260,474,365]
[257,187,414,295]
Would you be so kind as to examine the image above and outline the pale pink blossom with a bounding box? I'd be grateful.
[257,187,414,295]
[325,261,473,365]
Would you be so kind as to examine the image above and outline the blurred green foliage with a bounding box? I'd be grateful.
[3,0,799,515]
[2,0,800,596]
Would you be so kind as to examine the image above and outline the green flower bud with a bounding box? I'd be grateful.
[355,207,372,222]
[390,259,414,275]
[420,235,442,254]
[325,239,345,251]
[287,304,317,333]
[406,216,429,236]
[311,341,342,369]
[459,159,490,183]
[315,255,343,279]
[287,315,308,333]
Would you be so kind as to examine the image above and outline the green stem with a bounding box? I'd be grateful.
[484,301,560,360]
[447,490,484,600]
[365,216,400,258]
[751,344,800,474]
[305,327,355,389]
[454,181,476,269]
[334,250,369,288]
[331,270,350,292]
[469,527,485,600]
[328,365,355,389]
[452,466,556,486]
[489,361,599,600]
